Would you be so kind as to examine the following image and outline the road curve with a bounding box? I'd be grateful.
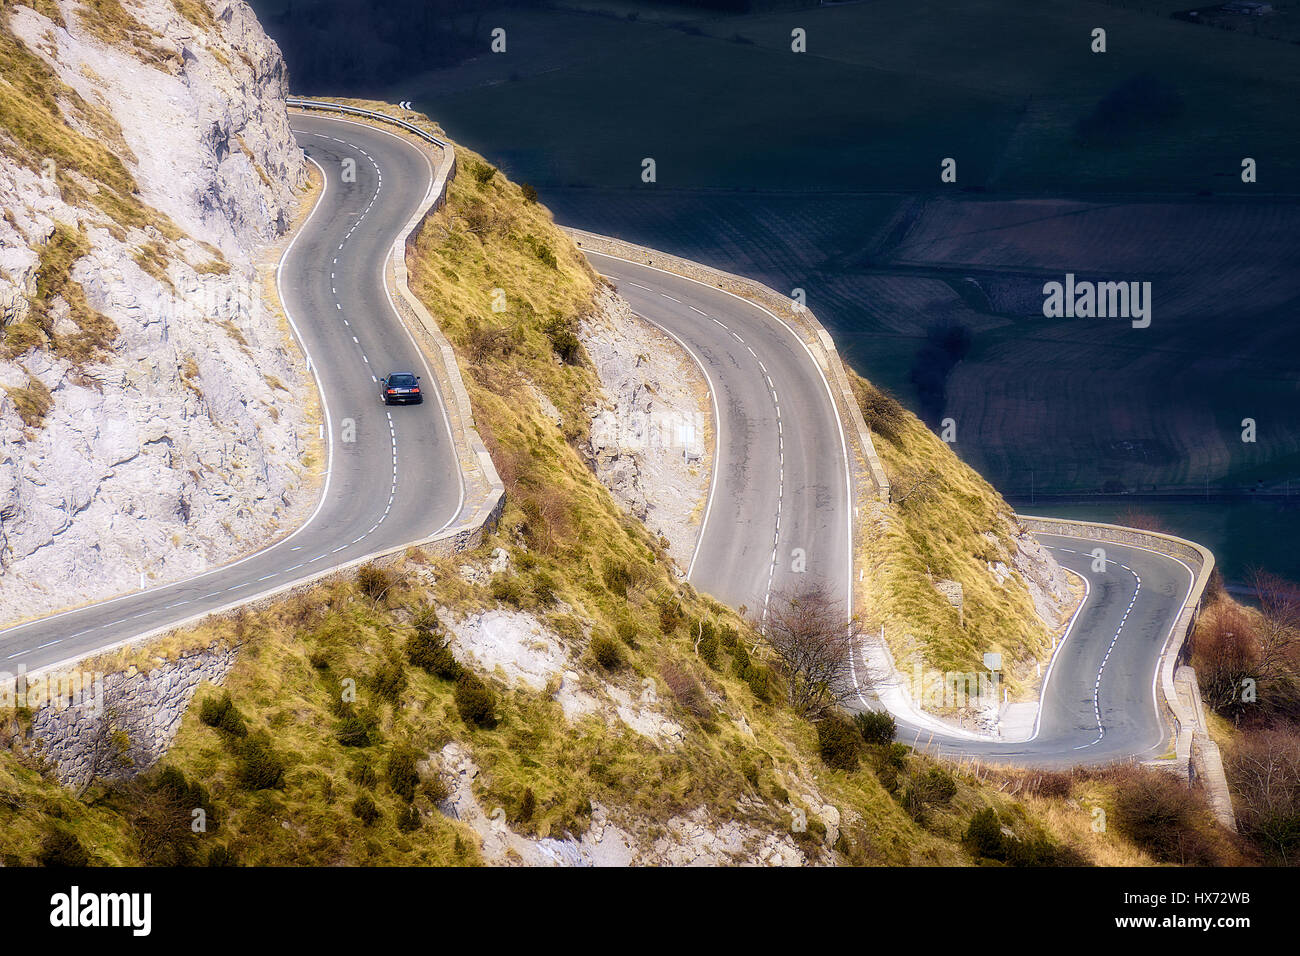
[587,252,854,628]
[0,114,462,674]
[881,535,1194,766]
[588,252,1193,766]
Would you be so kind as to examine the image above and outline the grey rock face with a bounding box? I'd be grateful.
[579,290,710,572]
[0,0,313,621]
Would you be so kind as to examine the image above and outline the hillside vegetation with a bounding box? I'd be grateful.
[853,376,1069,697]
[0,103,1228,867]
[0,4,172,235]
[1187,572,1300,864]
[0,0,185,377]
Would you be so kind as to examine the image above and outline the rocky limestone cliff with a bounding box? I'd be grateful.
[0,0,312,622]
[579,289,710,573]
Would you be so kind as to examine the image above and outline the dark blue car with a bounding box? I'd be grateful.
[380,372,423,405]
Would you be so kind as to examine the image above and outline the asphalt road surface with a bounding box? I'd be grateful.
[0,109,1195,768]
[0,114,462,674]
[887,535,1195,765]
[587,252,854,629]
[590,253,1194,766]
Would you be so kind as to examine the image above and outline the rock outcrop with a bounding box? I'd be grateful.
[1004,524,1073,627]
[579,289,710,572]
[0,0,312,621]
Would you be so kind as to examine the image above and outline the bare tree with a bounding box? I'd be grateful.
[1118,509,1168,534]
[1237,571,1300,719]
[1191,603,1259,716]
[895,468,940,507]
[1225,727,1300,864]
[1193,571,1300,720]
[756,584,865,719]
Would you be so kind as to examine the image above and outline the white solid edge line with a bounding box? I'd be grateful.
[584,249,855,621]
[303,112,465,534]
[0,155,338,643]
[307,112,466,532]
[1045,533,1197,756]
[587,248,1199,760]
[630,311,722,581]
[1124,540,1197,754]
[380,235,466,537]
[1026,533,1196,755]
[1026,556,1091,743]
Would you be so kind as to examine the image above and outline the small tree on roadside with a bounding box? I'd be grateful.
[356,563,395,606]
[756,584,866,719]
[1192,603,1260,717]
[1195,571,1300,721]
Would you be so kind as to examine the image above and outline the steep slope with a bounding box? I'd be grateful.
[0,0,315,621]
[854,377,1074,701]
[1,104,1220,868]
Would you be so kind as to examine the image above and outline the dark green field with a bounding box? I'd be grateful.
[385,0,1300,194]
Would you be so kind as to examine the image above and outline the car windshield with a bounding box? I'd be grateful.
[388,374,417,387]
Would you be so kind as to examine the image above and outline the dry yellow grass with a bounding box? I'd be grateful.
[4,223,118,366]
[853,377,1057,697]
[0,104,1180,868]
[76,0,179,71]
[3,370,51,427]
[170,0,214,32]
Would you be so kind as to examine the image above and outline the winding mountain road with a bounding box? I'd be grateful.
[586,251,1195,766]
[0,114,462,674]
[590,253,853,626]
[887,536,1194,765]
[0,106,1198,770]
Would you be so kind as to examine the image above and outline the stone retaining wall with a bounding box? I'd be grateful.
[20,645,238,789]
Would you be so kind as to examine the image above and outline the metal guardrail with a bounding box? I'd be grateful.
[285,98,449,149]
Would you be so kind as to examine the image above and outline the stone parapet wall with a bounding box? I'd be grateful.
[563,228,890,503]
